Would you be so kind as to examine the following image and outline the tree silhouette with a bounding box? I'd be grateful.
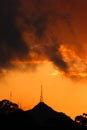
[0,99,19,115]
[83,113,87,119]
[75,113,87,126]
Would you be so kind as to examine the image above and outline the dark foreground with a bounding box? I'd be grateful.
[0,99,87,130]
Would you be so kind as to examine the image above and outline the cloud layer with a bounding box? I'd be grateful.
[0,0,87,78]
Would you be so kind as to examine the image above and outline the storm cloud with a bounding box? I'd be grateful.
[0,0,87,78]
[0,0,29,71]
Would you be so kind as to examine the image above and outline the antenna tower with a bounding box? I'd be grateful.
[10,91,12,101]
[40,84,43,102]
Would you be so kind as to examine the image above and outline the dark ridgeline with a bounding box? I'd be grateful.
[0,99,86,130]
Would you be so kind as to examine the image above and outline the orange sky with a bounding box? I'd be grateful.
[0,61,87,120]
[0,0,87,120]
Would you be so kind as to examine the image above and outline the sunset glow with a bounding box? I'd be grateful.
[0,0,87,121]
[0,61,87,120]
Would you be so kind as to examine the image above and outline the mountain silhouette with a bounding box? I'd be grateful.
[0,99,87,130]
[26,102,58,125]
[25,102,86,129]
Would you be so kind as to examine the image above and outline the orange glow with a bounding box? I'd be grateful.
[59,45,87,78]
[0,61,87,120]
[1,0,87,122]
[12,59,47,64]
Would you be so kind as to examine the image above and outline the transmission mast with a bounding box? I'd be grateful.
[10,91,12,101]
[40,84,43,102]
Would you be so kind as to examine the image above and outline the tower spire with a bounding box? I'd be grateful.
[40,84,43,102]
[10,91,12,101]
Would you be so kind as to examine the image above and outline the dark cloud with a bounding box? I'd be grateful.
[42,38,68,72]
[17,0,71,72]
[0,0,29,71]
[0,0,87,78]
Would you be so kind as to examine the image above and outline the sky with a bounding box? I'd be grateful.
[0,0,87,119]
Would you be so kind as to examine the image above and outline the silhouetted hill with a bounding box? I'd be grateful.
[25,102,87,129]
[26,102,57,126]
[0,100,87,130]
